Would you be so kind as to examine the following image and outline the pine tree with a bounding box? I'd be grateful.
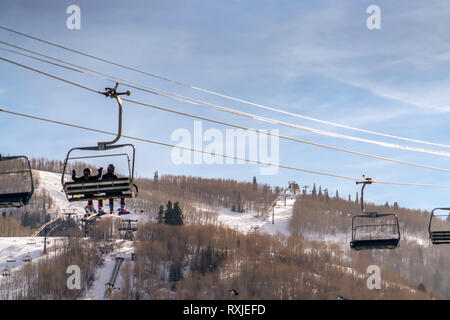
[335,189,339,199]
[157,205,165,224]
[252,176,258,190]
[171,202,184,225]
[154,171,159,183]
[164,201,174,225]
[312,184,317,197]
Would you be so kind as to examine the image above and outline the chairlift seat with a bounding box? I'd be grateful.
[0,192,32,208]
[428,208,450,245]
[350,238,400,250]
[64,178,136,202]
[430,231,450,244]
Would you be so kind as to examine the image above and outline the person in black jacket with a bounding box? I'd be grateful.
[72,167,105,215]
[102,164,130,215]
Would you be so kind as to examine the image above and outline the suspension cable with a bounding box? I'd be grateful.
[2,25,449,149]
[2,54,450,174]
[2,53,450,159]
[0,107,360,182]
[3,107,450,189]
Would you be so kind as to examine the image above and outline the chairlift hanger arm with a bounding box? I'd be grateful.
[98,82,131,149]
[356,176,374,215]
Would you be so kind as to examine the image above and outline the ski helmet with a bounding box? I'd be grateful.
[107,164,115,173]
[83,168,91,175]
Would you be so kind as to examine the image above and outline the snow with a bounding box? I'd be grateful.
[36,170,86,220]
[84,240,135,300]
[0,237,64,274]
[216,199,296,236]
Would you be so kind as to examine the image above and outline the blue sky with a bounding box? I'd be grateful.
[2,0,450,210]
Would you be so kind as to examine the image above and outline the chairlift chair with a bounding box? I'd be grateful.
[350,177,401,250]
[428,208,450,244]
[0,155,34,208]
[1,268,10,277]
[61,83,138,203]
[6,255,16,263]
[22,253,32,263]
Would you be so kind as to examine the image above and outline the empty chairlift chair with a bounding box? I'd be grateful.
[61,83,138,203]
[0,155,34,208]
[350,177,401,250]
[428,208,450,244]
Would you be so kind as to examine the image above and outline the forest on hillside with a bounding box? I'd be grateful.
[0,220,436,300]
[289,191,450,298]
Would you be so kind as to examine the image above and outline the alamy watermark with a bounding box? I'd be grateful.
[366,5,381,30]
[170,121,280,175]
[66,265,81,290]
[366,265,381,290]
[66,5,81,30]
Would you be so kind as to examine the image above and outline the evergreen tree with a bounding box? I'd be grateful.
[164,201,174,225]
[252,176,258,190]
[154,171,159,183]
[335,189,339,199]
[165,201,183,226]
[172,202,184,225]
[157,205,165,224]
[312,184,317,197]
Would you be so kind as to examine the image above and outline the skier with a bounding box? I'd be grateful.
[72,167,106,215]
[102,164,130,215]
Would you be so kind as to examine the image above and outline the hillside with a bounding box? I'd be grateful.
[0,166,445,299]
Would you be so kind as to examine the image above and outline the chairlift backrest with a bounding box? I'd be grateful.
[0,155,34,208]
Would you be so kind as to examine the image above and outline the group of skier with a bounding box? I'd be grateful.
[72,163,130,216]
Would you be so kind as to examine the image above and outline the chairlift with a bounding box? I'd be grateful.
[428,208,450,244]
[22,253,32,263]
[6,255,16,263]
[61,83,138,202]
[27,238,36,245]
[0,155,34,208]
[350,177,401,250]
[1,268,10,277]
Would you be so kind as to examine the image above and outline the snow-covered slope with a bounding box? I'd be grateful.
[85,240,135,300]
[0,237,63,274]
[36,170,86,220]
[217,199,295,236]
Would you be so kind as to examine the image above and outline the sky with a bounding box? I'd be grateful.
[1,0,450,210]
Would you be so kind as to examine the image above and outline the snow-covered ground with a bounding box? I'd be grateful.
[0,237,64,274]
[84,240,135,300]
[217,199,295,236]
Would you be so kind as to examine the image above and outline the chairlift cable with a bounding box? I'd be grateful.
[2,43,450,158]
[2,25,449,149]
[4,107,450,189]
[2,55,450,174]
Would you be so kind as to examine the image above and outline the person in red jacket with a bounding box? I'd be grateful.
[102,164,130,215]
